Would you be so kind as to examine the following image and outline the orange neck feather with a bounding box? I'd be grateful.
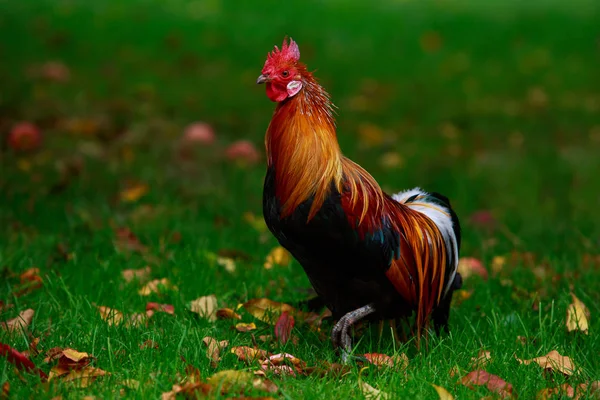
[265,72,386,223]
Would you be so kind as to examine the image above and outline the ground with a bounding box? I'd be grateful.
[1,0,600,398]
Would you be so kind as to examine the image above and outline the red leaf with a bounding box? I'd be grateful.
[274,312,294,345]
[460,370,513,398]
[146,302,175,315]
[0,342,48,380]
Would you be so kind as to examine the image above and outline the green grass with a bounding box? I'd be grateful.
[1,0,600,398]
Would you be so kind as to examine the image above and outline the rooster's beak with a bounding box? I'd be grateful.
[256,74,269,84]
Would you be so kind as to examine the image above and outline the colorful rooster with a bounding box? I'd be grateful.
[258,38,462,358]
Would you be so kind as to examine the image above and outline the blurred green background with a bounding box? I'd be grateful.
[1,0,600,398]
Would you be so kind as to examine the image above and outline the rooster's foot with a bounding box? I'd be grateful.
[331,303,376,363]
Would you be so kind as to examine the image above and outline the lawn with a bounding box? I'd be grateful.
[1,0,600,398]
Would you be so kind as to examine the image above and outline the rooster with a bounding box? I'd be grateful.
[257,38,462,359]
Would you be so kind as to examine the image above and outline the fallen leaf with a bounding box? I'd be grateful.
[274,312,294,344]
[0,343,48,380]
[359,367,390,399]
[243,298,295,324]
[470,350,492,369]
[7,122,42,152]
[379,152,404,169]
[230,346,269,363]
[161,382,213,400]
[48,348,95,381]
[113,227,148,254]
[182,122,215,145]
[13,268,43,296]
[243,212,268,233]
[216,308,242,320]
[138,278,177,296]
[537,383,574,399]
[431,384,454,400]
[121,266,152,283]
[207,370,254,391]
[1,381,9,399]
[139,340,159,350]
[566,293,590,334]
[236,322,257,332]
[491,256,506,275]
[357,123,384,147]
[202,336,229,368]
[120,379,140,390]
[59,366,109,387]
[457,257,488,280]
[146,302,175,315]
[119,182,148,203]
[460,370,513,399]
[216,256,237,273]
[517,350,576,376]
[1,309,35,333]
[363,353,409,372]
[264,247,291,269]
[190,295,218,321]
[96,306,124,326]
[225,140,260,164]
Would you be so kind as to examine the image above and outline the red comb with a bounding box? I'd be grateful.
[266,37,300,65]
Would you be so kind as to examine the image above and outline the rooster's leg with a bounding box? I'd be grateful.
[331,304,376,362]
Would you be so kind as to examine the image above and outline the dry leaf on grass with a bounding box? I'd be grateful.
[47,348,107,387]
[264,247,291,269]
[216,308,242,320]
[274,312,294,344]
[202,336,229,368]
[431,384,454,400]
[566,293,590,334]
[190,295,218,321]
[236,322,257,332]
[139,340,159,350]
[259,353,306,377]
[243,298,296,325]
[363,353,409,372]
[119,182,149,203]
[1,381,9,399]
[96,306,124,326]
[460,370,513,399]
[113,227,148,254]
[121,266,152,283]
[161,382,213,400]
[138,278,177,296]
[0,343,48,380]
[359,367,390,399]
[517,350,576,376]
[13,268,43,296]
[207,370,277,394]
[216,256,237,273]
[58,367,109,388]
[1,309,34,333]
[470,350,492,369]
[230,346,269,363]
[457,257,488,280]
[146,302,175,315]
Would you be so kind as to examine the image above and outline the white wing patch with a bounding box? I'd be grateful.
[392,187,459,297]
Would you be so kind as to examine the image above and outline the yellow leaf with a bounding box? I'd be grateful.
[243,298,296,325]
[357,123,384,147]
[207,370,253,390]
[60,366,109,387]
[235,322,257,332]
[431,384,454,400]
[358,370,390,399]
[138,278,177,296]
[190,295,218,321]
[216,256,236,273]
[470,350,492,369]
[379,152,404,169]
[96,306,124,326]
[517,350,576,376]
[119,183,148,203]
[202,336,229,367]
[264,247,291,269]
[566,293,590,334]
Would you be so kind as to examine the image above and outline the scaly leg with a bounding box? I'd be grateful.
[331,304,376,362]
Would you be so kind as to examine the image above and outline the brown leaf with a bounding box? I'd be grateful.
[146,302,175,315]
[13,268,43,296]
[58,366,109,387]
[113,227,148,254]
[243,298,296,325]
[119,182,149,203]
[1,309,35,333]
[138,278,177,296]
[216,308,242,320]
[206,370,254,391]
[274,312,294,344]
[202,336,229,368]
[230,346,268,363]
[1,381,9,400]
[189,295,218,321]
[264,247,291,269]
[470,350,492,369]
[121,266,151,283]
[236,322,257,332]
[139,340,159,350]
[161,382,213,400]
[363,353,409,372]
[566,293,590,334]
[431,384,454,400]
[536,383,574,399]
[458,257,488,280]
[517,350,577,376]
[96,306,124,326]
[460,370,513,399]
[48,348,95,381]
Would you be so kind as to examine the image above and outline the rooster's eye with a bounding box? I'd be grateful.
[281,70,289,77]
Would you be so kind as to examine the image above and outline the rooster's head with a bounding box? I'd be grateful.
[258,37,305,102]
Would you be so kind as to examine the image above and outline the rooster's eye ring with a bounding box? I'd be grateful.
[281,70,289,77]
